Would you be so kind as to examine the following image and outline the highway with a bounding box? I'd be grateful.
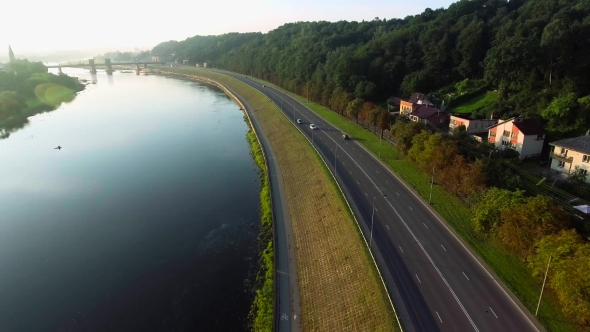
[217,71,543,332]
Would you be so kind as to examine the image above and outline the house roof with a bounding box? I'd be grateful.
[513,119,545,135]
[450,113,475,120]
[487,117,545,135]
[549,135,590,154]
[410,105,442,119]
[409,92,428,104]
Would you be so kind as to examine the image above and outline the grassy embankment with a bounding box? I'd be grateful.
[254,79,573,332]
[157,66,399,331]
[451,91,499,114]
[245,127,275,331]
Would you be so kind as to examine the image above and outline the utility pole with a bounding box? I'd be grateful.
[379,134,383,158]
[429,165,434,204]
[334,142,338,175]
[536,254,552,316]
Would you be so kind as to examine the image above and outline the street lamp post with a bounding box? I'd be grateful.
[429,165,434,204]
[379,134,383,158]
[369,193,387,250]
[535,254,552,316]
[334,142,338,174]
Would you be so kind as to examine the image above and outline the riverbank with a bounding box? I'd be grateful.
[153,67,399,331]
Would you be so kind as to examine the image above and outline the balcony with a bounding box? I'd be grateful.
[550,151,573,163]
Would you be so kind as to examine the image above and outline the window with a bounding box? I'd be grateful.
[558,161,565,168]
[537,134,544,140]
[560,148,567,154]
[474,123,478,128]
[583,155,589,163]
[581,169,588,176]
[503,130,510,137]
[490,131,496,137]
[451,119,456,125]
[511,132,518,138]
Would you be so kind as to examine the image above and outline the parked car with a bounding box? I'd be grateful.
[310,124,317,130]
[296,119,303,124]
[342,134,349,140]
[262,84,265,88]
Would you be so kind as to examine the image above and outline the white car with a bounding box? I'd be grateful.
[296,119,303,124]
[309,124,317,130]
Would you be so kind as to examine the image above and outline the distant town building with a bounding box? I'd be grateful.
[182,60,188,65]
[488,117,545,160]
[549,135,590,182]
[8,45,15,62]
[203,63,207,68]
[151,54,171,63]
[196,63,200,67]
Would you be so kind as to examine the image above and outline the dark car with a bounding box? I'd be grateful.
[342,134,349,140]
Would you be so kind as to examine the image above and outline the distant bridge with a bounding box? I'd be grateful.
[46,58,164,75]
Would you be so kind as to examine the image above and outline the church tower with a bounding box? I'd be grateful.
[8,45,15,62]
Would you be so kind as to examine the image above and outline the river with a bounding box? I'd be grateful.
[0,68,261,331]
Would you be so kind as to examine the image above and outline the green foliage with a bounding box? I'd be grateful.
[246,129,274,332]
[452,91,499,115]
[471,188,526,235]
[346,98,364,122]
[389,119,425,155]
[0,60,83,138]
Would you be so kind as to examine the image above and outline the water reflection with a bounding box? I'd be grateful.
[0,69,260,331]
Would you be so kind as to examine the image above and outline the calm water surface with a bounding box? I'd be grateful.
[0,69,260,331]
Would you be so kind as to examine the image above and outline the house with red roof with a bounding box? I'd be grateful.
[488,117,545,160]
[408,105,446,128]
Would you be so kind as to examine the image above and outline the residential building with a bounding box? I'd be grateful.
[449,114,498,134]
[151,54,171,63]
[488,117,545,160]
[549,135,590,182]
[408,105,446,128]
[399,92,434,116]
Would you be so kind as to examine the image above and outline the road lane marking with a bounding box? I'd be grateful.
[375,208,378,212]
[489,307,498,318]
[409,206,413,210]
[423,223,429,229]
[386,180,389,184]
[396,192,400,196]
[365,193,368,197]
[463,272,470,281]
[398,246,403,252]
[270,97,481,332]
[376,170,379,173]
[416,275,421,283]
[386,225,390,230]
[441,244,447,252]
[436,311,443,323]
[357,181,360,184]
[349,171,352,174]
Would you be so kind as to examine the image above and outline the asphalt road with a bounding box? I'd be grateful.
[216,70,544,332]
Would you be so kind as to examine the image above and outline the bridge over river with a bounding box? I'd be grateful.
[47,59,163,75]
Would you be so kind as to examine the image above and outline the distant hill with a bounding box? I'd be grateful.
[152,0,590,140]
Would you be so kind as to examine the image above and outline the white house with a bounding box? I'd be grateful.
[488,117,545,160]
[449,114,498,134]
[549,135,590,182]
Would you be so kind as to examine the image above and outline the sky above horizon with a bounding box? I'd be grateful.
[2,0,455,56]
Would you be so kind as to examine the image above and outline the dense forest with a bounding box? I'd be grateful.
[153,0,590,141]
[0,60,84,138]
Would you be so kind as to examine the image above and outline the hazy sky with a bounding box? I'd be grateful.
[2,0,455,55]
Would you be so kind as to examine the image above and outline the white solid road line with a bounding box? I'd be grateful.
[398,245,403,253]
[441,244,447,252]
[423,223,429,229]
[490,307,498,319]
[463,272,470,281]
[436,311,443,323]
[266,87,481,332]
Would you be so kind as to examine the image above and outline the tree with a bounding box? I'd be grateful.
[346,98,364,123]
[529,230,590,326]
[471,188,525,235]
[367,107,380,130]
[498,196,571,256]
[359,101,375,124]
[389,120,425,155]
[377,107,391,137]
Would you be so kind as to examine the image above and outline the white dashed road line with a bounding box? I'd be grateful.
[436,311,443,323]
[463,272,470,281]
[416,275,422,283]
[490,307,498,319]
[441,244,447,252]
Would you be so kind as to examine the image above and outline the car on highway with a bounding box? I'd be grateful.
[309,124,317,130]
[296,119,303,124]
[342,134,349,140]
[262,84,265,87]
